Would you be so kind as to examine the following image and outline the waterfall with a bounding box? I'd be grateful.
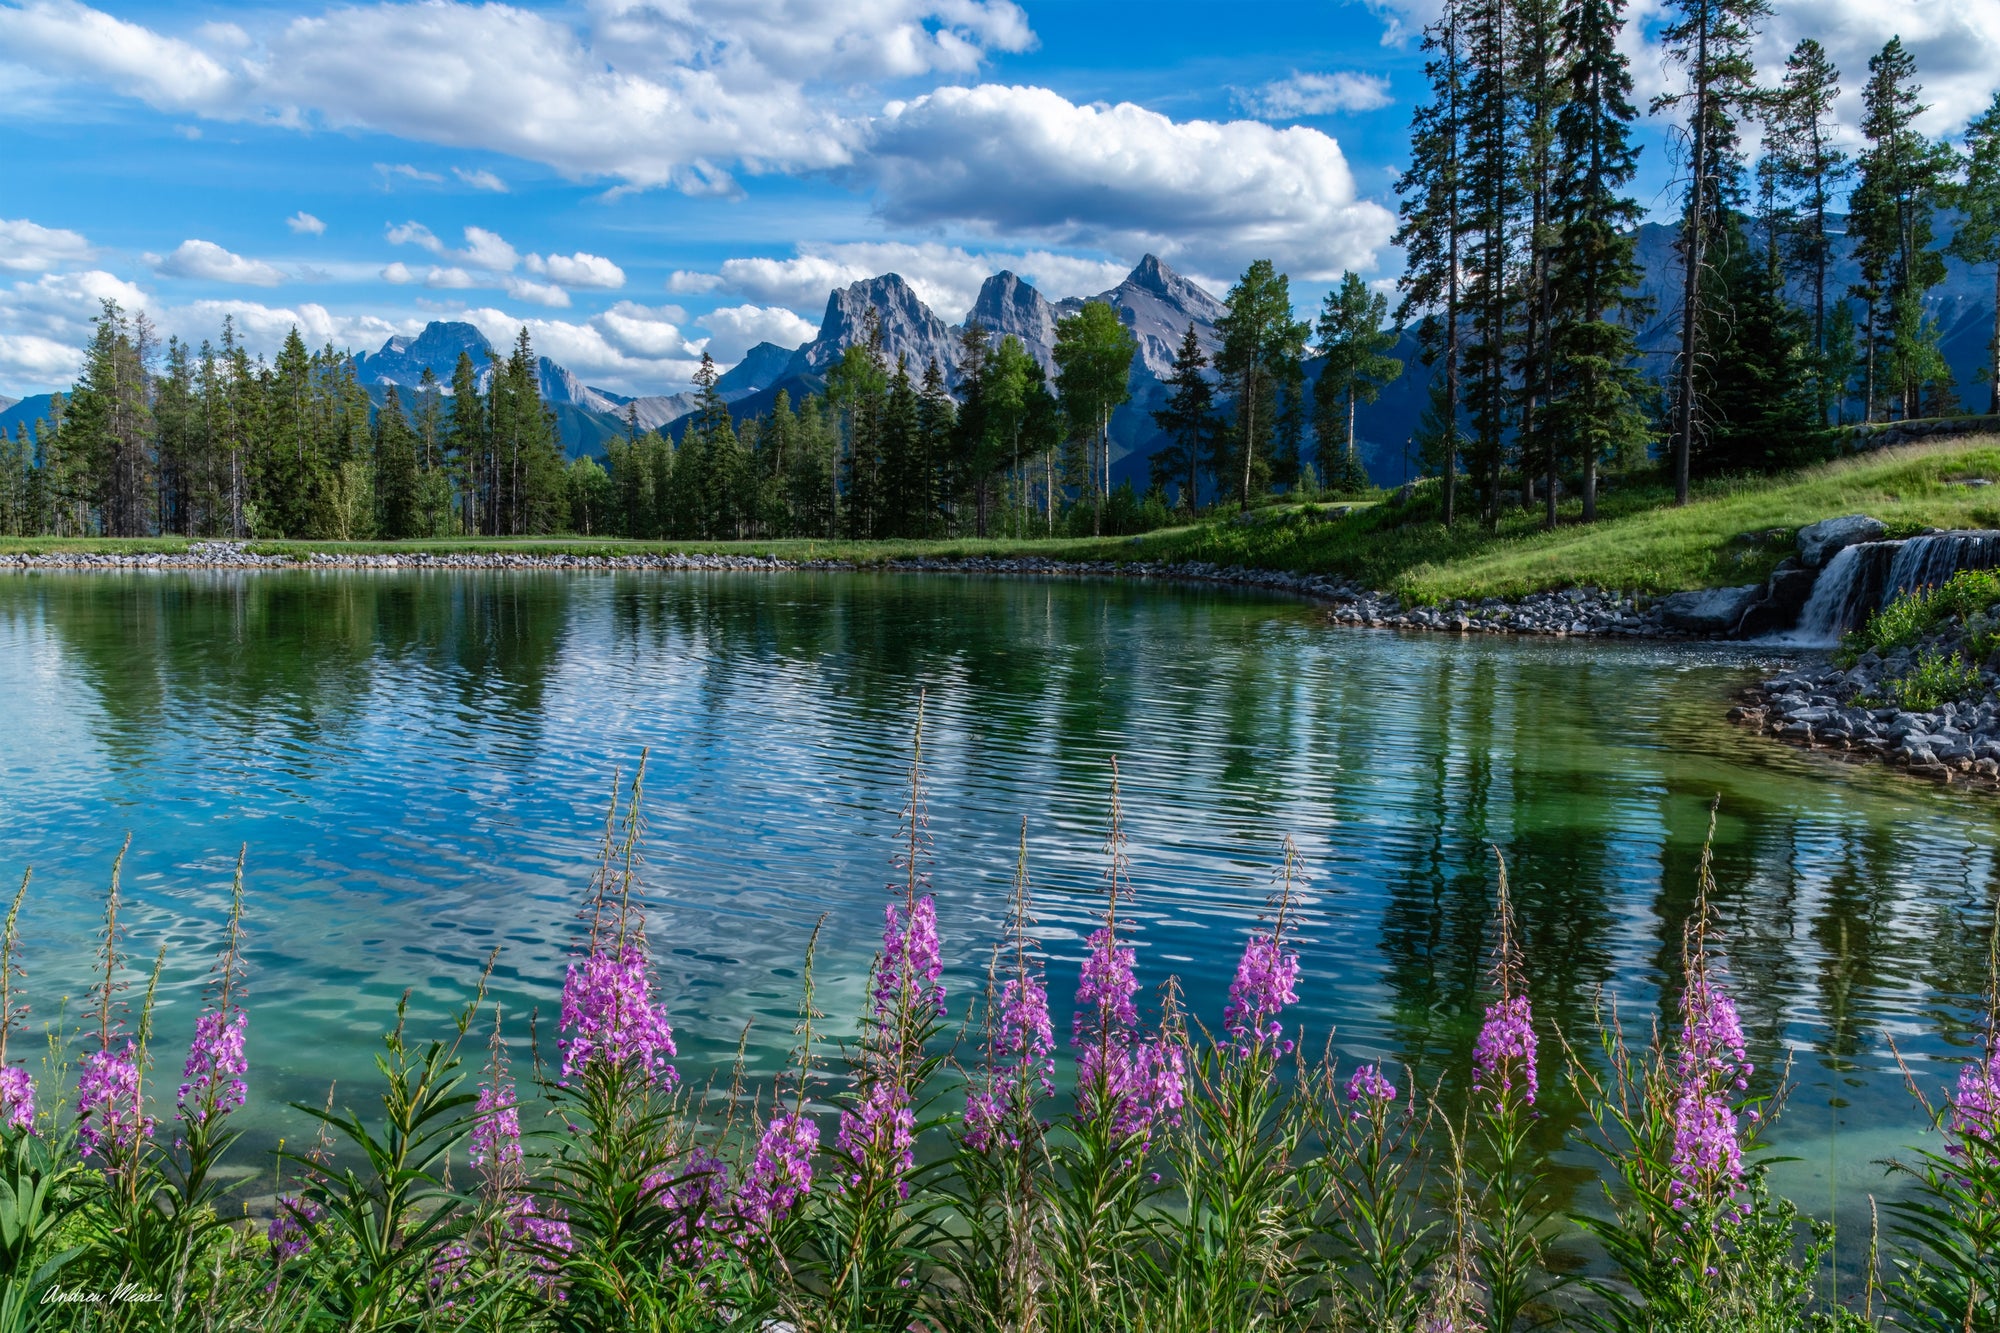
[1763,531,2000,648]
[1882,530,2000,601]
[1767,542,1899,647]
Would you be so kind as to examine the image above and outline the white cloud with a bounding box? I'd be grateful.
[865,86,1397,281]
[1239,72,1393,119]
[457,303,705,391]
[0,268,154,393]
[388,222,520,274]
[504,276,571,307]
[376,162,444,183]
[0,217,92,274]
[381,261,414,284]
[453,166,508,192]
[699,303,818,360]
[526,251,625,289]
[593,300,701,359]
[156,239,286,287]
[666,270,726,295]
[424,266,476,289]
[286,210,326,235]
[0,0,237,111]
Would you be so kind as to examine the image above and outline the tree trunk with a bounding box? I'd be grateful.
[1239,371,1256,511]
[1991,262,2000,415]
[1671,19,1710,508]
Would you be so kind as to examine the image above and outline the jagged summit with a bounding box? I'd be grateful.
[1090,254,1224,379]
[353,321,494,387]
[964,271,1062,372]
[790,273,960,378]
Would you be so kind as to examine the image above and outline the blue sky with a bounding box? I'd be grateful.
[1,0,1995,398]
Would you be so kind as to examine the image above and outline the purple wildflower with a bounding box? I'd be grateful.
[76,1040,151,1161]
[1073,927,1140,1043]
[965,972,1056,1153]
[1667,972,1754,1210]
[1345,1062,1397,1115]
[267,1196,319,1263]
[1471,994,1538,1106]
[1223,932,1301,1055]
[739,1112,818,1232]
[471,1082,523,1176]
[511,1199,574,1294]
[836,1081,916,1198]
[1950,1051,2000,1153]
[177,1008,248,1119]
[874,896,946,1021]
[0,1066,34,1133]
[558,943,677,1086]
[1071,927,1183,1146]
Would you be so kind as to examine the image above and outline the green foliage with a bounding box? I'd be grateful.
[1884,648,1983,711]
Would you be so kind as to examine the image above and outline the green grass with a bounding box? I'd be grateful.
[7,437,1998,602]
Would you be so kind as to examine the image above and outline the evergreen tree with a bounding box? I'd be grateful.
[153,336,199,536]
[65,302,157,537]
[1052,301,1137,533]
[1213,262,1307,512]
[373,386,421,539]
[916,359,955,534]
[879,356,926,538]
[1654,0,1769,504]
[1458,0,1518,525]
[1396,0,1468,526]
[1149,323,1216,514]
[1850,37,1954,421]
[1512,0,1567,517]
[1766,39,1847,420]
[1949,91,2000,414]
[447,351,486,535]
[1702,231,1824,472]
[1547,0,1651,522]
[826,320,888,539]
[1312,273,1404,488]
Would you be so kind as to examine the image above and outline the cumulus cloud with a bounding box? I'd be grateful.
[457,302,705,391]
[1239,72,1393,119]
[424,266,476,289]
[0,217,92,274]
[593,300,700,359]
[453,166,508,192]
[156,239,286,286]
[699,303,819,360]
[864,86,1397,281]
[381,261,414,284]
[286,210,326,235]
[375,161,445,183]
[504,276,571,307]
[0,268,152,393]
[0,0,238,112]
[526,251,625,289]
[388,222,521,274]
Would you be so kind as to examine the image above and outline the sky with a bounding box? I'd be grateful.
[1,0,1997,400]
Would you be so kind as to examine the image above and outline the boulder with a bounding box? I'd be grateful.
[1659,585,1765,633]
[1796,514,1887,569]
[1735,565,1821,637]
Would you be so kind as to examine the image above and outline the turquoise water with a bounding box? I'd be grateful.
[0,569,1994,1231]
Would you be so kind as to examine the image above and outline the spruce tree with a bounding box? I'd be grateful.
[1654,0,1769,504]
[372,386,421,538]
[1547,0,1650,522]
[826,319,888,539]
[447,351,486,534]
[879,356,924,538]
[1457,0,1517,526]
[1149,323,1216,515]
[1950,91,2000,414]
[916,359,954,534]
[1766,40,1847,420]
[1395,0,1467,526]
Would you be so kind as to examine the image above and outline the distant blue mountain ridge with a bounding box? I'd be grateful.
[4,231,1996,491]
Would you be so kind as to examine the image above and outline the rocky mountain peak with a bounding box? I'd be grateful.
[790,273,959,378]
[964,271,1061,372]
[1089,254,1225,380]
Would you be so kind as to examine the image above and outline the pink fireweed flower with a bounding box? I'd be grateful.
[654,1147,730,1267]
[1950,1051,2000,1154]
[965,973,1056,1153]
[1223,932,1300,1055]
[1073,928,1140,1042]
[1668,973,1754,1209]
[1345,1062,1398,1117]
[1072,926,1183,1146]
[511,1201,574,1294]
[177,1008,248,1119]
[76,1040,151,1161]
[739,1112,818,1232]
[471,1082,523,1175]
[558,944,677,1086]
[874,896,946,1021]
[835,1081,916,1198]
[0,1065,35,1133]
[1471,994,1538,1106]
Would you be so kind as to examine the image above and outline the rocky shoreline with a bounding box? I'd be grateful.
[1731,627,2000,790]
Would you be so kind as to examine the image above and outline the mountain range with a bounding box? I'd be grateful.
[4,232,1998,491]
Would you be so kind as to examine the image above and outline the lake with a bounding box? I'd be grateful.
[0,569,1994,1235]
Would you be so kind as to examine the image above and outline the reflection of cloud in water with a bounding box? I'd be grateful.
[0,569,1996,1230]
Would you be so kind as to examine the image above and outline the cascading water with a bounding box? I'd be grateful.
[1768,531,2000,648]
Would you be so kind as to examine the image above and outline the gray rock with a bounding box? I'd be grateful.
[1796,514,1888,568]
[1658,585,1765,633]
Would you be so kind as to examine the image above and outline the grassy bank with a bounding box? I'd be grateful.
[8,436,1997,602]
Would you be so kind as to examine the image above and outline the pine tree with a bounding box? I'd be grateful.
[1052,301,1137,533]
[1150,323,1216,515]
[1950,91,2000,414]
[447,350,486,535]
[1512,0,1566,518]
[826,319,889,539]
[1546,0,1651,522]
[1312,273,1404,488]
[373,386,421,539]
[1396,0,1468,526]
[1214,261,1307,512]
[1703,232,1824,472]
[1654,0,1769,504]
[1850,37,1953,421]
[1457,0,1518,525]
[1766,40,1847,421]
[153,335,199,535]
[916,359,955,534]
[879,356,925,538]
